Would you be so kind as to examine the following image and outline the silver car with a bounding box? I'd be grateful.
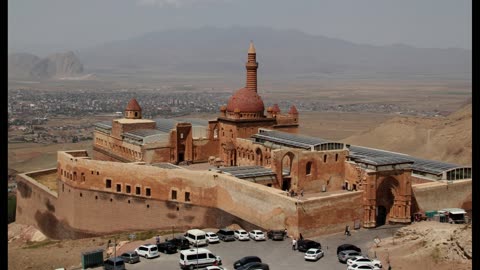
[338,250,362,263]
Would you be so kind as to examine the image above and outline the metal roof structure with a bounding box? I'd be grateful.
[252,129,341,150]
[124,129,166,139]
[93,121,112,130]
[154,118,179,133]
[219,166,276,179]
[353,156,414,166]
[349,145,465,175]
[151,163,181,169]
[218,166,276,184]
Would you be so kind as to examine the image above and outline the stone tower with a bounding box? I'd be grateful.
[246,41,258,92]
[125,98,142,119]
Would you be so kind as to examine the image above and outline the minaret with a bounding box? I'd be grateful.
[246,41,258,92]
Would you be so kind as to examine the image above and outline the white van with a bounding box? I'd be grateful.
[185,229,208,247]
[179,248,222,270]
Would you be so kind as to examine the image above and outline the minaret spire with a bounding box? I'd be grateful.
[246,41,258,92]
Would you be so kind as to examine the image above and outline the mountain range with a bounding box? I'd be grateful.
[77,26,471,78]
[8,51,83,80]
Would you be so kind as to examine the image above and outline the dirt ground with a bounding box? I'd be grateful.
[370,221,472,270]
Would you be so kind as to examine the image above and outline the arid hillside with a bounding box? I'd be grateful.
[342,103,472,165]
[372,222,471,270]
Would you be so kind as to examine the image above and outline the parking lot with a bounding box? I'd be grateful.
[94,225,402,270]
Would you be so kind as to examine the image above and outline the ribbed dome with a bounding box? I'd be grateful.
[226,87,265,113]
[126,98,142,111]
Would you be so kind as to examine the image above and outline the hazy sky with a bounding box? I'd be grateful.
[9,0,471,56]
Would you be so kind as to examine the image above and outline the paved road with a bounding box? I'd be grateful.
[93,225,403,270]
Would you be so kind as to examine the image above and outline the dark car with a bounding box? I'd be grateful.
[157,241,178,254]
[297,239,321,252]
[233,256,262,269]
[337,244,362,255]
[120,251,140,264]
[267,230,286,241]
[217,228,236,242]
[168,236,190,250]
[103,257,126,270]
[236,262,269,270]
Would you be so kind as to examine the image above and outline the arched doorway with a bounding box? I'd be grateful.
[281,152,295,191]
[375,177,399,227]
[255,148,263,166]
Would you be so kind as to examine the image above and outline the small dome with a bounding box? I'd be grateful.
[267,107,273,112]
[126,98,142,111]
[226,87,264,113]
[289,105,298,114]
[220,105,227,111]
[272,104,281,113]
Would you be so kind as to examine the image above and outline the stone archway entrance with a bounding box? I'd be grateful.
[376,177,399,226]
[281,152,295,191]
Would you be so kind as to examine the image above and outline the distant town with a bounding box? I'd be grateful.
[8,87,449,145]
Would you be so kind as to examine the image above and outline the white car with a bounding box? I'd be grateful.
[347,264,381,270]
[134,244,159,259]
[347,256,382,268]
[205,232,220,244]
[304,248,324,261]
[234,229,250,241]
[206,266,227,270]
[249,230,266,241]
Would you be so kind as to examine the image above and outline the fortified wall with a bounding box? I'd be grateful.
[16,150,371,239]
[412,180,472,212]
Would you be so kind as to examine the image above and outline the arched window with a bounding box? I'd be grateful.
[323,154,327,163]
[306,162,312,175]
[335,153,338,162]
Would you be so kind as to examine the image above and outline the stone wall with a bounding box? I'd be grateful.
[412,180,472,212]
[298,192,364,237]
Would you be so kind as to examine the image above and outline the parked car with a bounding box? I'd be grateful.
[236,262,269,270]
[234,229,250,241]
[120,251,140,264]
[338,250,363,263]
[248,230,266,241]
[347,264,381,270]
[134,244,160,259]
[304,248,324,261]
[157,241,178,254]
[337,244,362,255]
[206,232,220,244]
[168,236,191,250]
[347,256,382,268]
[217,228,236,242]
[206,266,228,270]
[297,239,321,252]
[233,256,262,269]
[103,257,126,270]
[179,248,222,269]
[267,230,286,241]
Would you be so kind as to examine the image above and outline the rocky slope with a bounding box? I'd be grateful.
[342,103,472,165]
[372,222,472,270]
[9,51,83,80]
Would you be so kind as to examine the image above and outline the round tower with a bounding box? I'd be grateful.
[246,41,258,92]
[125,98,142,119]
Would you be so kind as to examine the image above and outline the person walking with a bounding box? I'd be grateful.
[300,189,304,197]
[292,238,297,251]
[156,235,160,244]
[344,225,350,236]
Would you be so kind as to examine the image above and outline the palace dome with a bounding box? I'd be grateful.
[226,87,264,113]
